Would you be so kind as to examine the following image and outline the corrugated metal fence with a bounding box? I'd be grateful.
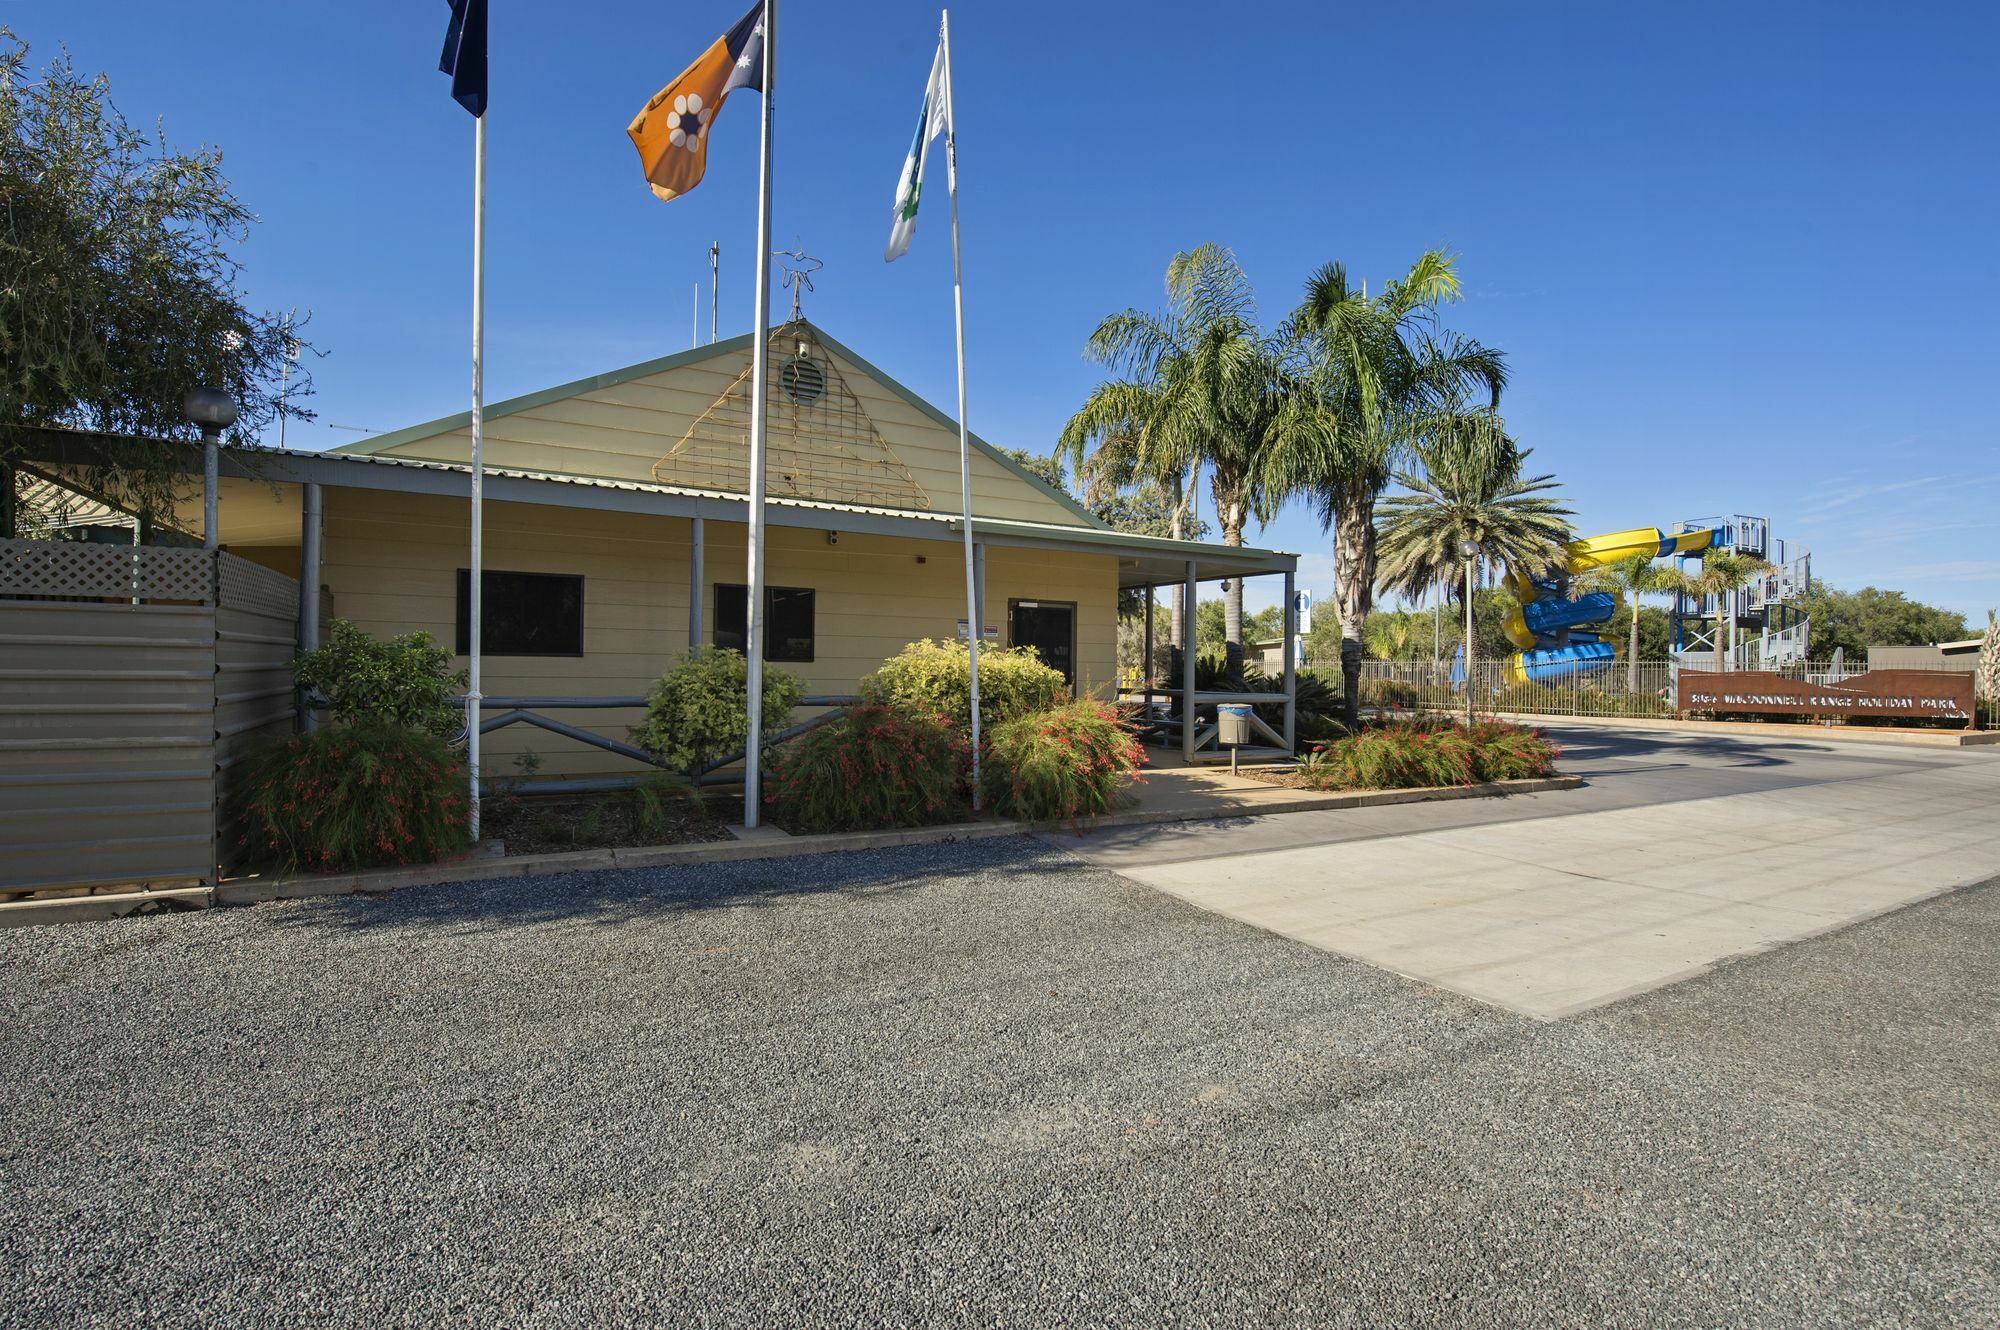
[0,539,298,900]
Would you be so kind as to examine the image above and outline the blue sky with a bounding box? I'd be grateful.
[22,1,1998,623]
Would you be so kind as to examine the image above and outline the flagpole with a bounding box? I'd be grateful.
[940,10,981,810]
[742,0,776,830]
[467,111,486,841]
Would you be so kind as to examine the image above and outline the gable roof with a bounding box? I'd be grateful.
[333,319,1108,531]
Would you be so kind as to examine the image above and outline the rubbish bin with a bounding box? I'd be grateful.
[1217,704,1252,747]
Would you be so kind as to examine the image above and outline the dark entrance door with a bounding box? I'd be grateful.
[1009,600,1076,688]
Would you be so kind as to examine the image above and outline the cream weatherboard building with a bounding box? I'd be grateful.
[25,320,1297,782]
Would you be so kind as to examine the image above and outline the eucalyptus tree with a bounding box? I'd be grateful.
[0,34,310,523]
[1373,413,1575,682]
[1264,252,1507,723]
[1058,244,1308,670]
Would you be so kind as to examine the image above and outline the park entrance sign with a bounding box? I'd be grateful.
[1677,669,1976,723]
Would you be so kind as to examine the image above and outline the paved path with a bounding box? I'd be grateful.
[1061,721,2000,1019]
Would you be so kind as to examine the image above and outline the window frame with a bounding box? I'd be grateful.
[454,568,586,658]
[1007,597,1078,691]
[714,582,817,663]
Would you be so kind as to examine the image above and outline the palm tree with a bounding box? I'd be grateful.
[1058,244,1306,674]
[1656,549,1776,673]
[1577,552,1680,692]
[1373,414,1575,684]
[1264,251,1507,724]
[1362,613,1421,661]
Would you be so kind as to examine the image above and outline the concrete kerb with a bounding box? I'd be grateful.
[4,775,1583,925]
[217,775,1582,910]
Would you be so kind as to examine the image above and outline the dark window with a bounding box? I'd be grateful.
[455,569,584,656]
[715,583,815,662]
[1010,599,1077,688]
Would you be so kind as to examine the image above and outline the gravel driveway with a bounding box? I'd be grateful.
[3,838,1995,1328]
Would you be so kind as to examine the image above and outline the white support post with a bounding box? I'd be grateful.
[740,0,777,830]
[1281,567,1296,752]
[940,11,982,811]
[1183,560,1197,762]
[1142,583,1155,704]
[466,111,487,840]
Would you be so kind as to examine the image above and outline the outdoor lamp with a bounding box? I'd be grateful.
[182,387,236,552]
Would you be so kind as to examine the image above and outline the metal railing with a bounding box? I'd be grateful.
[304,692,861,798]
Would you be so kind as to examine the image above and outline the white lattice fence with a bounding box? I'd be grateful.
[217,551,300,619]
[0,537,213,603]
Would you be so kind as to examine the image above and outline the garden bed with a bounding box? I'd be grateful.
[482,789,734,855]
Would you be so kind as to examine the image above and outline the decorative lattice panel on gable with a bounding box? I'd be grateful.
[653,322,932,510]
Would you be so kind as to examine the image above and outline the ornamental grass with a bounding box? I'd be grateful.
[235,722,471,872]
[1293,718,1559,792]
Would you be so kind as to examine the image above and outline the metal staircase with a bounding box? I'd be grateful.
[1669,515,1812,691]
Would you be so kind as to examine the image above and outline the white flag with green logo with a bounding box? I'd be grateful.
[884,41,948,263]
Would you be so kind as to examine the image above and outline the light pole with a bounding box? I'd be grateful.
[182,388,237,551]
[1460,538,1478,729]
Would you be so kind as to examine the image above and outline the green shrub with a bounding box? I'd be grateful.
[771,703,971,833]
[632,647,805,776]
[1293,718,1560,791]
[293,619,467,740]
[1358,676,1421,711]
[235,722,470,872]
[861,639,1067,733]
[982,699,1146,823]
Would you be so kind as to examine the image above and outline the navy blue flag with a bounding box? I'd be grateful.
[439,0,488,117]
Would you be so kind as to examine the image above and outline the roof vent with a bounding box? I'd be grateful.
[781,354,825,405]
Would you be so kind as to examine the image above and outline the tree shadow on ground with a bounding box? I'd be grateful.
[261,835,1073,938]
[1547,726,1850,770]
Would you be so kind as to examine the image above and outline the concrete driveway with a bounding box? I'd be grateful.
[1061,721,2000,1019]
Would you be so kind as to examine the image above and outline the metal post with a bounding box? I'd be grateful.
[1282,567,1297,752]
[202,429,219,551]
[466,111,487,841]
[1464,556,1475,729]
[1142,583,1155,696]
[741,0,776,830]
[1183,559,1197,762]
[299,482,323,732]
[709,242,719,344]
[688,515,705,651]
[972,541,987,638]
[940,12,982,811]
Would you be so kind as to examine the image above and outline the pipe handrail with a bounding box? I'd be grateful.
[1119,687,1292,704]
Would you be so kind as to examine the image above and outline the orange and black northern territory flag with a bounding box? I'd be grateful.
[626,3,766,202]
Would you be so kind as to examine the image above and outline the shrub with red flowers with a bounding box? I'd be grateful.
[1293,718,1560,791]
[235,722,472,872]
[769,703,972,834]
[981,699,1146,824]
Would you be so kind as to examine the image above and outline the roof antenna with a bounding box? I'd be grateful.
[773,249,821,323]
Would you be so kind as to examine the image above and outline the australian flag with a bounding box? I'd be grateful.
[439,0,488,117]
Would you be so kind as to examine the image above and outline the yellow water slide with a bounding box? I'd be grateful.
[1495,527,1716,679]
